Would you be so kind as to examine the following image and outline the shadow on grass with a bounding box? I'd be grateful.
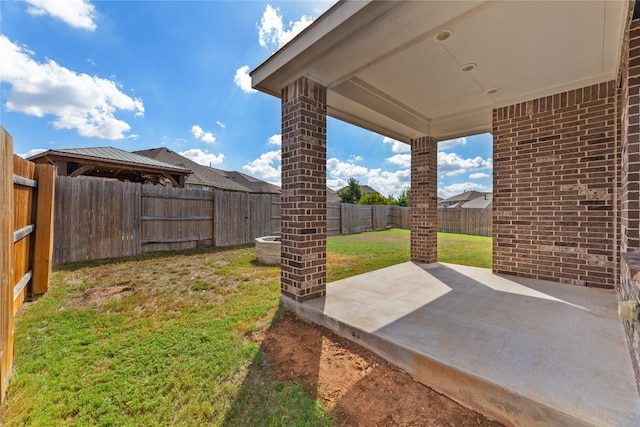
[53,243,256,272]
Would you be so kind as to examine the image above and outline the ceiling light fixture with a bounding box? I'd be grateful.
[460,63,476,72]
[434,29,453,42]
[485,88,498,94]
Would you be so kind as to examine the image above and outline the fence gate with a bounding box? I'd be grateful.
[1,127,55,403]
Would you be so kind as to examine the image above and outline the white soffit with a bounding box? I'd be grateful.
[252,0,629,141]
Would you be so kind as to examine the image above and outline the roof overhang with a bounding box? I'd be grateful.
[30,150,191,176]
[252,0,630,143]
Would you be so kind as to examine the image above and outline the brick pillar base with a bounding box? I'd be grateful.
[410,136,438,263]
[280,76,327,302]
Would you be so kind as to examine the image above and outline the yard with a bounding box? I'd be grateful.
[0,229,497,426]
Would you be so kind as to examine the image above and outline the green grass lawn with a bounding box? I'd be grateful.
[438,232,492,268]
[0,229,491,426]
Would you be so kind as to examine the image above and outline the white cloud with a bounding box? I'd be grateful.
[258,4,314,52]
[438,137,467,150]
[268,134,281,146]
[327,157,368,177]
[387,153,411,168]
[243,150,281,183]
[327,178,347,190]
[439,182,491,199]
[216,121,226,129]
[382,136,410,153]
[438,151,492,176]
[366,168,411,197]
[326,157,409,197]
[26,0,97,31]
[469,172,490,179]
[0,36,143,140]
[190,125,216,144]
[179,148,224,166]
[18,148,47,159]
[233,65,257,94]
[348,154,363,162]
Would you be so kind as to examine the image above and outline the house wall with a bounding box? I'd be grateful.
[620,17,640,393]
[493,82,619,289]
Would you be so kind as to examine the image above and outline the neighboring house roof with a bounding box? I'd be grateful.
[225,171,280,194]
[29,147,190,174]
[439,191,492,209]
[461,193,492,209]
[337,184,381,196]
[441,191,488,204]
[327,187,339,203]
[135,147,279,194]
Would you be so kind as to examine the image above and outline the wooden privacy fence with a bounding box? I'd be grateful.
[1,127,55,403]
[327,203,409,235]
[53,176,410,265]
[53,176,282,265]
[438,207,492,236]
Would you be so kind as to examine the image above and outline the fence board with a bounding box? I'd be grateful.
[372,205,387,231]
[54,176,141,264]
[270,197,281,235]
[1,128,13,401]
[214,191,246,246]
[13,154,36,315]
[32,164,55,295]
[327,203,341,235]
[437,207,492,236]
[249,193,274,239]
[141,185,214,252]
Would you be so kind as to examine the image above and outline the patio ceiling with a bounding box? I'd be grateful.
[251,0,629,143]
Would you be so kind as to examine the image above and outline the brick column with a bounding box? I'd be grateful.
[620,16,640,394]
[280,76,327,302]
[410,136,438,264]
[622,20,640,255]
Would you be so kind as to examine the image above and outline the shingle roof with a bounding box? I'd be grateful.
[224,171,280,194]
[337,184,381,195]
[441,191,489,203]
[135,148,279,193]
[461,193,493,209]
[29,147,190,173]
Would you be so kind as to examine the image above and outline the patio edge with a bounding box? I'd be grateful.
[280,294,596,427]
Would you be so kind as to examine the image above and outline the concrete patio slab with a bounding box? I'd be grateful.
[281,262,640,427]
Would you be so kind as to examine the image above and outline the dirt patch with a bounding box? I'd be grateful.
[256,313,503,426]
[71,281,136,308]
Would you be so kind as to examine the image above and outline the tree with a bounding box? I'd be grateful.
[337,178,362,204]
[393,188,410,207]
[358,193,393,205]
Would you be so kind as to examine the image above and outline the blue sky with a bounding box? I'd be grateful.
[0,0,492,199]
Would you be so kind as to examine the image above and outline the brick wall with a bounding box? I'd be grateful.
[620,18,640,394]
[410,136,438,264]
[280,76,327,302]
[493,82,618,289]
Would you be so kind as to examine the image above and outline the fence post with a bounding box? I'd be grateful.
[1,127,13,402]
[32,164,55,295]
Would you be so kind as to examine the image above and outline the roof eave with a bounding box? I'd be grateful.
[251,1,385,96]
[35,151,191,175]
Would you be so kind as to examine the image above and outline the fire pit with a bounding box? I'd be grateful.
[255,236,281,265]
